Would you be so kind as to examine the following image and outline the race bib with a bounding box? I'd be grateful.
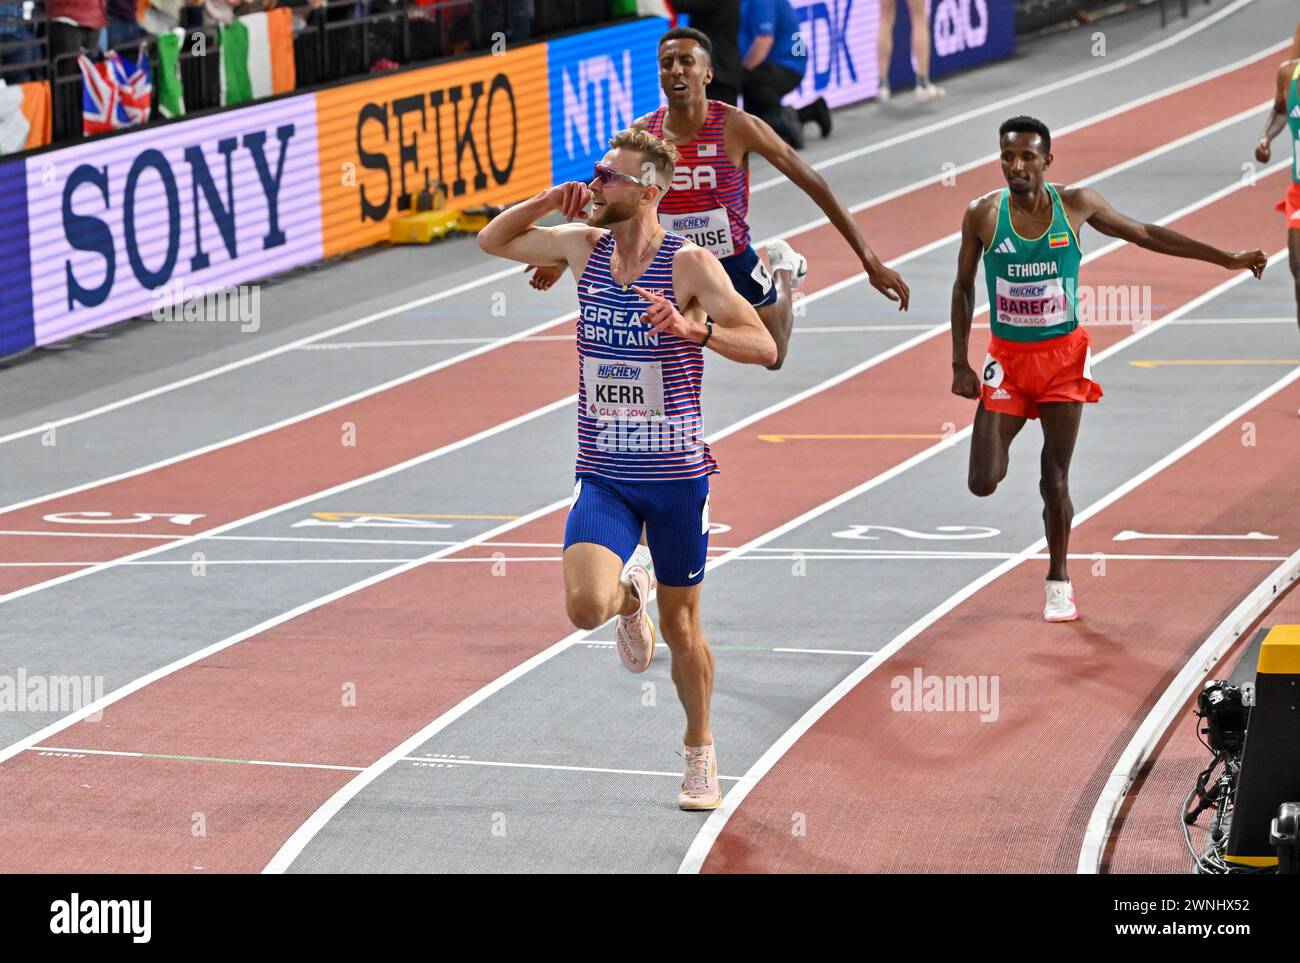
[582,357,665,421]
[658,207,735,258]
[981,353,1004,388]
[994,276,1067,328]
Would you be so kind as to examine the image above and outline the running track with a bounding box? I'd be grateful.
[0,0,1296,874]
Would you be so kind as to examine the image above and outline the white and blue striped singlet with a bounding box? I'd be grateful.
[574,231,716,482]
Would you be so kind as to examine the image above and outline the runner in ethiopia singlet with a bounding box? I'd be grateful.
[574,230,716,481]
[979,183,1102,419]
[1272,61,1300,226]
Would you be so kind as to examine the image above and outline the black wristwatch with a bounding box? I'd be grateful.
[699,319,714,349]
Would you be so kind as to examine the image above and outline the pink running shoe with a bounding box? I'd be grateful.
[678,743,722,811]
[615,563,656,673]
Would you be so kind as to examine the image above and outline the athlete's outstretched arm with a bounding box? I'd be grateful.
[736,112,911,309]
[950,200,987,400]
[1255,62,1293,163]
[1069,188,1268,277]
[632,247,777,366]
[477,183,598,267]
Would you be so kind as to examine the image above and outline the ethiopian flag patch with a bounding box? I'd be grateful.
[1048,232,1071,248]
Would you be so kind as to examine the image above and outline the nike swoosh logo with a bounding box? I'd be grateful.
[586,285,611,295]
[688,565,705,579]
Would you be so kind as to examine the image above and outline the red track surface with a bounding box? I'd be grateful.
[1101,580,1300,873]
[0,162,1288,871]
[0,54,1289,872]
[0,50,1279,600]
[700,379,1300,873]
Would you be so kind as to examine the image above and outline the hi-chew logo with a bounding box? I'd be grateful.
[50,894,151,943]
[597,363,641,380]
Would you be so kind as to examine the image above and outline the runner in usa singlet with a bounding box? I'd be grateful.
[645,102,751,260]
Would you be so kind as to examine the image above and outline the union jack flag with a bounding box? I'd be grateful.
[79,48,153,136]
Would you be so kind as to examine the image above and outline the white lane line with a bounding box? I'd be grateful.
[580,641,876,656]
[3,158,1284,602]
[26,746,367,772]
[298,335,579,349]
[22,745,743,781]
[293,316,1300,349]
[0,235,1077,788]
[0,261,525,447]
[401,756,744,782]
[771,648,878,656]
[0,498,571,772]
[751,0,1271,192]
[1076,549,1300,874]
[0,94,1277,565]
[264,246,1291,874]
[0,329,579,519]
[0,395,576,605]
[8,552,1281,568]
[677,363,1300,874]
[0,529,180,541]
[0,31,1279,454]
[1167,317,1300,325]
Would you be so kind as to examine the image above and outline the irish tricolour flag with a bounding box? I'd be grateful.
[220,9,296,106]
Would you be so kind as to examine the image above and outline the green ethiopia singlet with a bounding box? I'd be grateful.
[983,183,1082,343]
[1287,62,1300,184]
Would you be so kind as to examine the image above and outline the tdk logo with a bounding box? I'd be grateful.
[561,51,634,159]
[50,893,151,943]
[598,363,640,380]
[934,0,990,56]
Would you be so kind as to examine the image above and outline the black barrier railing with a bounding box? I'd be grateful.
[1015,0,1214,34]
[38,0,614,150]
[0,1,49,85]
[51,25,222,143]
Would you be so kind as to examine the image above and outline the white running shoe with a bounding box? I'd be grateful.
[878,81,891,103]
[615,563,656,672]
[678,743,722,811]
[916,81,945,102]
[1044,580,1078,622]
[765,239,808,290]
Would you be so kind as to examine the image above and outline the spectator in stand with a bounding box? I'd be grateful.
[1,2,42,82]
[738,0,830,150]
[876,0,943,103]
[106,0,144,47]
[48,0,107,76]
[671,0,742,105]
[141,0,205,34]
